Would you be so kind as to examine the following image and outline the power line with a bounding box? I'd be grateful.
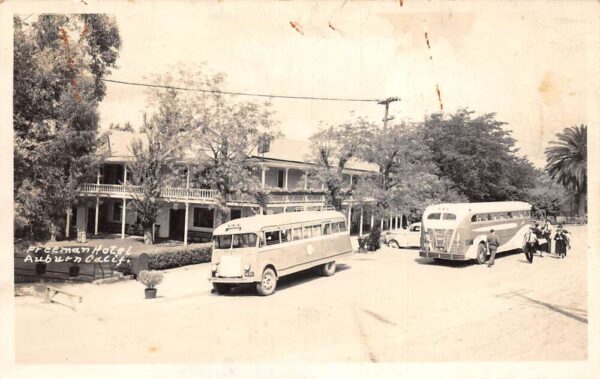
[101,78,382,103]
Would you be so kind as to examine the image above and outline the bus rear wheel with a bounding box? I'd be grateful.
[256,267,277,296]
[213,283,233,295]
[320,261,336,277]
[476,243,487,265]
[388,240,400,249]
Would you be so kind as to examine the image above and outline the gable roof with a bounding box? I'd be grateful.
[102,131,378,173]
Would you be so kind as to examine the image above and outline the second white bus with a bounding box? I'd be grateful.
[419,201,533,264]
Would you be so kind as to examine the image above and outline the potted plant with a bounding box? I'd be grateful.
[138,270,164,299]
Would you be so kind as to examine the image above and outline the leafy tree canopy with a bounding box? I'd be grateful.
[14,14,121,240]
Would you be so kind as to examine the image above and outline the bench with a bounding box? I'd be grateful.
[44,285,83,311]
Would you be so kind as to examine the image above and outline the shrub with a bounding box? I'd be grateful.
[146,243,212,270]
[138,270,164,289]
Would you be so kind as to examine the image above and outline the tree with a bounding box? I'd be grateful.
[545,125,587,218]
[524,171,567,219]
[144,64,279,227]
[305,117,370,210]
[14,14,121,240]
[419,109,538,202]
[354,122,464,221]
[127,117,180,244]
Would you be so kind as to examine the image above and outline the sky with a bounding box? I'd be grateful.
[94,1,600,168]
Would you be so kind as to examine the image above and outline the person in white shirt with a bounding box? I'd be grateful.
[523,226,538,263]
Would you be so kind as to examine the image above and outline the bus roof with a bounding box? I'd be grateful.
[423,201,532,217]
[213,210,347,235]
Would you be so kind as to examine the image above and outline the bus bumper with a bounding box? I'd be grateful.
[208,276,256,284]
[419,251,467,261]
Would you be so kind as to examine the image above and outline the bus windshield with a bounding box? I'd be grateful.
[214,233,258,249]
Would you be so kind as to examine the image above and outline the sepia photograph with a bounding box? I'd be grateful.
[1,1,598,378]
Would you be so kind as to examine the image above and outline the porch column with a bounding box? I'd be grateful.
[304,172,308,190]
[123,163,128,185]
[349,174,354,189]
[121,199,126,239]
[261,166,266,188]
[370,214,375,232]
[359,207,364,236]
[96,167,101,185]
[284,168,289,189]
[184,203,189,246]
[65,208,71,238]
[94,198,99,235]
[389,216,392,231]
[380,218,384,230]
[347,206,352,228]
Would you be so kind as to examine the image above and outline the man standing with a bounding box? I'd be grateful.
[487,229,500,267]
[541,220,553,255]
[523,226,538,263]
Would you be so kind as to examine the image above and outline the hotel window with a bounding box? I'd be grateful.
[193,208,214,228]
[113,203,122,222]
[277,169,285,188]
[231,209,242,220]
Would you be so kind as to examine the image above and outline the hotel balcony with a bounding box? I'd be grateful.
[77,183,330,208]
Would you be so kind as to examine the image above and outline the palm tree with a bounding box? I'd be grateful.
[544,125,587,218]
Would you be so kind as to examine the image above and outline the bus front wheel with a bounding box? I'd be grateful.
[476,243,487,265]
[321,261,336,277]
[388,240,400,249]
[256,268,277,296]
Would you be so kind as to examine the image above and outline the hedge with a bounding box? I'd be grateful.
[146,243,213,270]
[115,243,213,274]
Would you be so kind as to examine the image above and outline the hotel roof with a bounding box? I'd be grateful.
[103,130,378,173]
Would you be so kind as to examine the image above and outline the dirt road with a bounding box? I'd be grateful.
[15,226,587,363]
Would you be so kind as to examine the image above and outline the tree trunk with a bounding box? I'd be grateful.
[49,222,58,242]
[143,226,153,245]
[576,191,587,219]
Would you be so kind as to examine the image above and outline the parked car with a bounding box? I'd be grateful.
[384,222,421,248]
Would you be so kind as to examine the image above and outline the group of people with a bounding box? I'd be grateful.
[485,220,571,267]
[522,220,571,263]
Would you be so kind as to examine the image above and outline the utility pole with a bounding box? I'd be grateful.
[378,97,400,128]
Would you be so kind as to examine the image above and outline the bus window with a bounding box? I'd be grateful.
[281,229,291,243]
[427,213,441,220]
[312,224,322,237]
[265,230,281,246]
[507,212,513,219]
[471,215,477,223]
[232,233,258,248]
[292,227,302,241]
[303,226,312,239]
[337,221,347,232]
[214,235,233,249]
[331,222,340,233]
[442,213,456,220]
[322,223,331,235]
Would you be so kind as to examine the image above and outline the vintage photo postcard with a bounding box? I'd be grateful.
[1,1,598,378]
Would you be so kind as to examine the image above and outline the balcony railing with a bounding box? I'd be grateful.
[77,184,329,206]
[78,183,218,202]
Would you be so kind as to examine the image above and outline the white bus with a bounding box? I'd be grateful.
[419,201,532,264]
[208,210,353,296]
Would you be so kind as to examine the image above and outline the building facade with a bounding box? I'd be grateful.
[71,131,406,244]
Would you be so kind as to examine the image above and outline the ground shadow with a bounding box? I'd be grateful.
[213,263,352,297]
[415,249,524,268]
[496,290,588,324]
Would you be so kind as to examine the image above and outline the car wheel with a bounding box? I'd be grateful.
[256,267,277,296]
[476,243,487,265]
[320,261,336,277]
[388,240,400,249]
[213,283,233,295]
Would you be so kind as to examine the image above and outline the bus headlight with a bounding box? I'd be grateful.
[243,263,251,272]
